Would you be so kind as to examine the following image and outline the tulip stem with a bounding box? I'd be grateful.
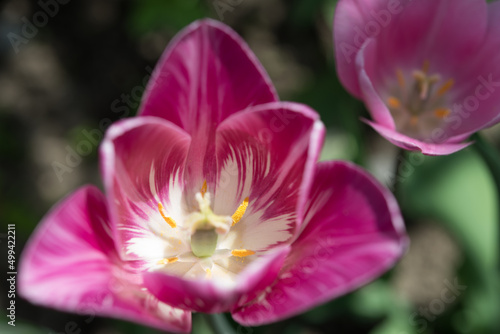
[471,133,500,270]
[203,313,236,334]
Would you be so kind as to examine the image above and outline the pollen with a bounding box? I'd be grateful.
[232,197,249,226]
[387,96,402,109]
[158,202,176,228]
[231,249,255,257]
[205,268,212,279]
[437,79,454,97]
[157,257,178,265]
[201,180,207,198]
[434,108,451,119]
[396,69,405,88]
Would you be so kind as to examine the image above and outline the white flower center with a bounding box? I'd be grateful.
[150,181,253,281]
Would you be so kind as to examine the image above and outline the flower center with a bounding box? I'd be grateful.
[155,180,253,271]
[386,61,454,139]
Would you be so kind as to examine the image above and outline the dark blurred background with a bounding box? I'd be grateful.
[0,0,499,333]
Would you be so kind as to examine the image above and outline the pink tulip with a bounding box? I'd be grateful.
[334,0,500,155]
[19,19,407,332]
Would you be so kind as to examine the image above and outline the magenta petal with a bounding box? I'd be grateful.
[232,161,407,326]
[139,18,277,134]
[366,120,473,155]
[445,1,500,135]
[212,102,325,248]
[355,38,395,129]
[100,117,191,263]
[19,186,191,333]
[144,246,290,313]
[334,0,399,97]
[138,19,277,195]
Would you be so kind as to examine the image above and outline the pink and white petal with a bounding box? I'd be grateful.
[138,18,277,134]
[18,186,191,333]
[144,246,290,313]
[138,19,277,198]
[100,117,191,264]
[366,120,473,155]
[212,102,325,251]
[232,161,407,326]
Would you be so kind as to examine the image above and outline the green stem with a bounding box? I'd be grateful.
[203,313,236,334]
[471,133,500,270]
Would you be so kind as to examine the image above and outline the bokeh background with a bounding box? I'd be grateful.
[1,0,499,333]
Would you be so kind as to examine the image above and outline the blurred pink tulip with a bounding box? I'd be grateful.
[334,0,500,155]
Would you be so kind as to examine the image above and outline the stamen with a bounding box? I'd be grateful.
[387,97,402,109]
[231,249,255,257]
[201,180,207,198]
[205,268,212,279]
[434,108,451,119]
[410,116,419,126]
[422,60,430,73]
[232,197,249,226]
[437,79,454,97]
[157,257,178,265]
[396,69,405,88]
[158,202,176,228]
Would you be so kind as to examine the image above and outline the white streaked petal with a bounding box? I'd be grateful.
[219,210,293,252]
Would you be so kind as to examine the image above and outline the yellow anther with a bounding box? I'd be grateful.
[410,116,419,126]
[206,268,212,279]
[201,180,207,198]
[157,257,178,265]
[434,108,451,119]
[396,69,405,88]
[387,96,402,109]
[231,197,249,226]
[231,249,256,257]
[437,79,454,97]
[422,60,430,73]
[158,202,176,228]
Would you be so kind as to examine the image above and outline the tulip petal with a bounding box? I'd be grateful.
[144,246,290,313]
[444,1,500,135]
[100,117,191,265]
[139,18,277,130]
[335,0,488,98]
[232,161,407,326]
[355,38,395,129]
[334,0,404,97]
[138,19,278,192]
[212,102,325,251]
[366,120,473,156]
[19,186,191,333]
